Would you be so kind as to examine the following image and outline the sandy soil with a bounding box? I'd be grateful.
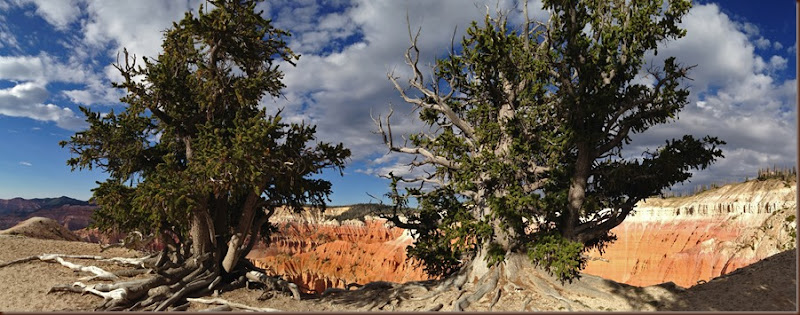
[0,235,140,311]
[0,233,795,312]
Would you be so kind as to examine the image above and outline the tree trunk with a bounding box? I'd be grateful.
[564,143,590,240]
[221,191,259,272]
[190,208,214,256]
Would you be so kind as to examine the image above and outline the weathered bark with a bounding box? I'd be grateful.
[189,209,214,257]
[222,191,260,272]
[564,142,591,239]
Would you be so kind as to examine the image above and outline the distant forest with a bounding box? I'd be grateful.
[662,165,797,198]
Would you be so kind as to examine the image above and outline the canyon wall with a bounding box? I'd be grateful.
[246,207,429,293]
[248,179,796,291]
[582,179,797,287]
[3,179,793,292]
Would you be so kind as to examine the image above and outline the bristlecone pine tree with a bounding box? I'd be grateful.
[57,0,349,310]
[376,0,723,310]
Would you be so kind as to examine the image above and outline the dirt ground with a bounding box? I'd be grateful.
[0,234,796,312]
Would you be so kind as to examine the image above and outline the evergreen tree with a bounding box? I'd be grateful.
[60,0,349,310]
[376,0,723,299]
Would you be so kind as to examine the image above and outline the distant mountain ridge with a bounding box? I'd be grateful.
[0,196,95,230]
[0,196,89,215]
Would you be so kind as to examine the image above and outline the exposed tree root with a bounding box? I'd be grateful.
[0,253,157,268]
[427,303,444,311]
[0,249,304,311]
[488,287,501,311]
[329,253,588,312]
[408,260,472,301]
[200,304,232,312]
[452,264,501,311]
[245,270,301,300]
[187,297,282,312]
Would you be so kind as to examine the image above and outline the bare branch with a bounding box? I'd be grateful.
[387,21,477,144]
[373,106,462,170]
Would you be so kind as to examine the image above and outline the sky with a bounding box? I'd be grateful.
[0,0,796,205]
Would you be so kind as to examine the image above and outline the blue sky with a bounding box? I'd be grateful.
[0,0,796,205]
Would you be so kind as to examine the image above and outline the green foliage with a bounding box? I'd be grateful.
[757,165,797,182]
[330,203,406,222]
[60,0,350,259]
[384,0,723,283]
[485,242,507,267]
[526,232,585,283]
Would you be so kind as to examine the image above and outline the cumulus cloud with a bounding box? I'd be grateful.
[1,0,791,194]
[754,37,771,50]
[0,82,86,130]
[626,3,796,191]
[264,0,525,163]
[261,1,795,193]
[80,0,201,61]
[14,0,81,30]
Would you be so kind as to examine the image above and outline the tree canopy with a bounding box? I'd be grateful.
[377,0,724,282]
[59,0,349,310]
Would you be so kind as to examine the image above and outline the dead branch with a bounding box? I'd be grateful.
[372,107,462,170]
[187,297,282,312]
[387,20,476,145]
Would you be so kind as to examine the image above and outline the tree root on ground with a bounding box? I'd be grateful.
[0,253,164,282]
[408,260,471,301]
[452,264,501,311]
[245,270,301,300]
[187,297,282,312]
[0,251,299,311]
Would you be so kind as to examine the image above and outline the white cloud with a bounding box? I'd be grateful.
[0,16,20,50]
[267,0,512,163]
[19,161,32,166]
[2,0,791,193]
[81,1,203,64]
[0,55,45,82]
[0,53,123,106]
[626,3,796,192]
[754,37,770,50]
[0,53,94,84]
[740,22,760,37]
[0,82,86,130]
[768,55,787,71]
[653,4,756,91]
[15,0,81,30]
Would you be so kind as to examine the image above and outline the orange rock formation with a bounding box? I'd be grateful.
[583,179,797,287]
[247,217,429,293]
[248,179,796,292]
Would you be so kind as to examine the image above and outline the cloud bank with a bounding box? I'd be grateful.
[0,0,794,193]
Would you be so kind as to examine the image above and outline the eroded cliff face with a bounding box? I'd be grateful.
[247,179,796,292]
[246,207,429,293]
[582,179,797,287]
